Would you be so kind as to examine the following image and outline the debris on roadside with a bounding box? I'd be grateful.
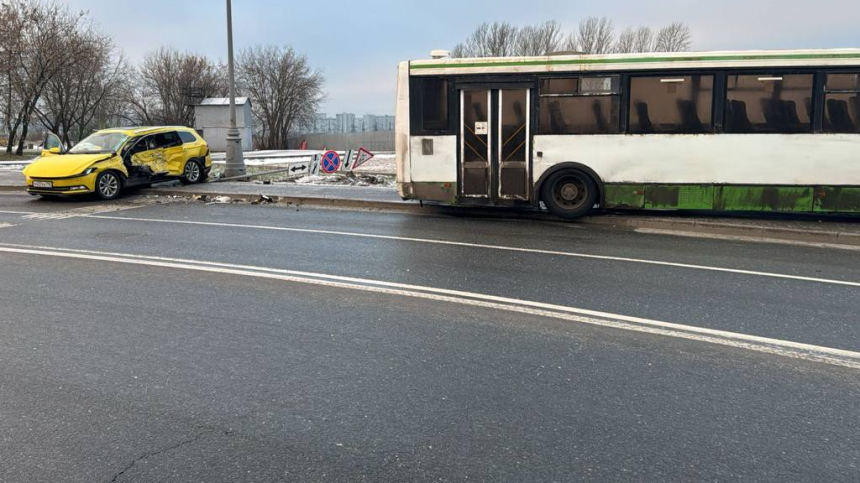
[292,173,394,188]
[206,196,233,205]
[252,194,275,205]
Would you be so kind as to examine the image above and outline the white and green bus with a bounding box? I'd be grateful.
[394,49,860,219]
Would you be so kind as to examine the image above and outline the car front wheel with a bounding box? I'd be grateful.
[95,171,122,200]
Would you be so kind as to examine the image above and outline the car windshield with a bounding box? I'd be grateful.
[68,133,129,154]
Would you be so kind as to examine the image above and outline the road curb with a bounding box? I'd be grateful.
[122,187,860,250]
[141,188,430,214]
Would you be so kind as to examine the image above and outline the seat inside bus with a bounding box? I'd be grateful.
[590,100,608,132]
[827,99,857,132]
[634,102,654,131]
[761,99,803,132]
[548,101,568,133]
[676,100,706,133]
[726,100,754,132]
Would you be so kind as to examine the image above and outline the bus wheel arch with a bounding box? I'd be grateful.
[536,163,604,219]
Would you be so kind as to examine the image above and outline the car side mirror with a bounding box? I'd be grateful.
[42,133,64,156]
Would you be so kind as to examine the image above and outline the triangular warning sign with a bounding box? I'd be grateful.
[352,148,375,170]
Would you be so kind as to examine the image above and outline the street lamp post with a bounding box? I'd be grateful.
[223,0,246,178]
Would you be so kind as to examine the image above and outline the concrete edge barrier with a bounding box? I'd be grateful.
[141,188,430,214]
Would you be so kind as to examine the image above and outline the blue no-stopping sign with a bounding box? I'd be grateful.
[321,150,341,174]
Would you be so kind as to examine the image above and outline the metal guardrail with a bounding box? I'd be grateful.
[213,161,312,183]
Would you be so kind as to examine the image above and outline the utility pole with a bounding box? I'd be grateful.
[223,0,246,177]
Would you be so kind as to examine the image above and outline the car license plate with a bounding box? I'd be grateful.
[33,181,53,188]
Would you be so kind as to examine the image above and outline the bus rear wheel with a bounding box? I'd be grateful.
[541,170,598,220]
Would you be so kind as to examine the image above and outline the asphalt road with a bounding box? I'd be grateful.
[0,192,858,482]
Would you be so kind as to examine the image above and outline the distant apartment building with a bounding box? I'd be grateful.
[303,113,395,134]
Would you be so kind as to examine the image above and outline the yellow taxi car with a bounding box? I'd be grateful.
[23,126,212,200]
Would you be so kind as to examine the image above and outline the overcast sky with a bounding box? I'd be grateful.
[65,0,858,115]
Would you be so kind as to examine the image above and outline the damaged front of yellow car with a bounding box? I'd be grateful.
[23,132,130,200]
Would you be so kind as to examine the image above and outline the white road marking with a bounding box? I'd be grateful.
[0,203,146,221]
[1,242,859,370]
[0,210,37,215]
[636,228,860,252]
[85,214,860,288]
[0,222,15,229]
[22,213,77,220]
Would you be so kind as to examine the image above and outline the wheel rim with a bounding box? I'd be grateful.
[552,175,588,210]
[98,173,119,198]
[185,161,200,182]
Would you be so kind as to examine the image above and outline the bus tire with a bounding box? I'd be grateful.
[541,170,598,220]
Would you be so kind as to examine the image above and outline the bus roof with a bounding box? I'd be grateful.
[409,48,860,76]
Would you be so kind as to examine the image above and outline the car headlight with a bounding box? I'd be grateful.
[83,167,98,175]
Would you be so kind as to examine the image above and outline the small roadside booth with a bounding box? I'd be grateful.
[193,97,254,152]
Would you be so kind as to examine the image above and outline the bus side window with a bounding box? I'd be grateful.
[628,75,714,134]
[823,73,860,134]
[538,76,621,135]
[724,74,814,134]
[411,77,449,133]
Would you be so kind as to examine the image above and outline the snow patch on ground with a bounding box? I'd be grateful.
[291,173,394,188]
[0,164,26,171]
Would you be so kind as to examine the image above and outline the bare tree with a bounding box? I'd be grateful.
[633,26,658,53]
[1,1,25,151]
[1,0,94,155]
[567,16,616,55]
[655,22,692,52]
[125,47,227,126]
[237,45,324,150]
[34,27,128,146]
[616,26,656,54]
[453,19,693,58]
[615,27,637,54]
[516,21,564,56]
[0,6,19,150]
[452,22,520,58]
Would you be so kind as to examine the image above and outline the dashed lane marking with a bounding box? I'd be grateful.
[83,214,860,288]
[1,242,859,370]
